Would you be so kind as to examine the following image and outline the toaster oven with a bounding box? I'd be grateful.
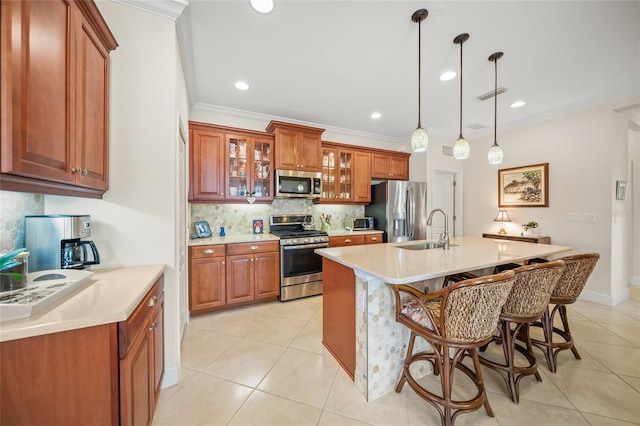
[344,217,374,231]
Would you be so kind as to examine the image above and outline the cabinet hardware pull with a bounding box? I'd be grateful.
[148,295,158,307]
[203,249,215,254]
[250,245,258,250]
[371,237,378,241]
[222,261,225,264]
[82,168,88,176]
[345,239,351,243]
[149,322,157,331]
[71,167,78,174]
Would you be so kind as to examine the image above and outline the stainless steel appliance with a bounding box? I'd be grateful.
[25,215,101,272]
[270,214,328,301]
[344,217,374,231]
[275,170,322,198]
[365,181,428,242]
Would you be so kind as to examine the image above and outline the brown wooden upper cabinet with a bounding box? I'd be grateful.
[370,151,410,180]
[266,121,324,172]
[0,0,118,198]
[189,122,274,203]
[319,142,371,204]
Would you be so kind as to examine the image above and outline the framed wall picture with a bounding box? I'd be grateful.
[498,163,549,207]
[616,180,627,200]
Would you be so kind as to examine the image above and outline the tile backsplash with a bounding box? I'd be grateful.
[1,191,44,252]
[190,199,364,236]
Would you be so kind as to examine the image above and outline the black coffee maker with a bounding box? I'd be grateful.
[25,215,101,272]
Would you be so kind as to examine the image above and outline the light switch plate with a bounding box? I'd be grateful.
[568,213,581,223]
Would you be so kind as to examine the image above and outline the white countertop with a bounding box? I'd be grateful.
[189,233,280,246]
[327,229,383,237]
[0,264,166,342]
[188,230,382,246]
[316,236,572,284]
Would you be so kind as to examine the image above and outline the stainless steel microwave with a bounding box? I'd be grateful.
[275,170,322,198]
[345,217,374,230]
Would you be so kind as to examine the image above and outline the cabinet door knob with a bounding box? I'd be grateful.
[82,168,88,176]
[222,261,225,264]
[148,295,158,307]
[148,322,157,331]
[203,249,215,254]
[250,245,258,250]
[71,167,78,174]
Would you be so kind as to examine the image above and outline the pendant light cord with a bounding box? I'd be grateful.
[417,20,422,128]
[459,39,463,139]
[493,56,498,144]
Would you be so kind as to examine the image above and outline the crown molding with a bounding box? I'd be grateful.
[192,103,404,143]
[112,0,188,20]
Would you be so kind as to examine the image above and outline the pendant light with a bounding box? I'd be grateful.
[452,33,470,160]
[410,9,429,153]
[487,51,504,165]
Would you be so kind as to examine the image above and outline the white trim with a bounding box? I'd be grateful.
[113,0,188,20]
[578,289,631,307]
[192,103,404,143]
[161,367,179,388]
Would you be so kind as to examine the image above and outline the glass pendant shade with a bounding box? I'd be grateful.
[487,142,504,164]
[411,126,428,152]
[453,137,470,159]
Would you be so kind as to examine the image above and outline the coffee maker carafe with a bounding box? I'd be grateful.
[25,215,101,272]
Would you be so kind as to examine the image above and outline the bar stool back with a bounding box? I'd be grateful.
[391,270,515,426]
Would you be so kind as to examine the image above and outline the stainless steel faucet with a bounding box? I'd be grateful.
[426,208,449,249]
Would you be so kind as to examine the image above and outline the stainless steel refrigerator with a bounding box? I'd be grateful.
[365,181,428,243]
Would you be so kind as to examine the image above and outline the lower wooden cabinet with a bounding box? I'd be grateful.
[189,244,227,312]
[119,277,165,426]
[0,275,165,426]
[329,233,383,247]
[189,241,279,314]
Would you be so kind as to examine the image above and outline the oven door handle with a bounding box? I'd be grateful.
[283,243,329,250]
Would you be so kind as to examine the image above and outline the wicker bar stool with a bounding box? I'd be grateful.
[529,253,600,373]
[390,270,515,426]
[478,260,565,403]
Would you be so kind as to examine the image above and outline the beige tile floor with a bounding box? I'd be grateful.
[153,296,640,426]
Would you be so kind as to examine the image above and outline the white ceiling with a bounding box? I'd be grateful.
[175,1,640,143]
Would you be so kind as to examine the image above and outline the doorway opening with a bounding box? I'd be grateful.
[431,169,463,237]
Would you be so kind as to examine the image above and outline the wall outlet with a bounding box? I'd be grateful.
[568,213,581,223]
[582,212,597,223]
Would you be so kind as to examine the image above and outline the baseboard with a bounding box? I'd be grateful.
[580,288,631,307]
[579,290,614,306]
[161,366,178,389]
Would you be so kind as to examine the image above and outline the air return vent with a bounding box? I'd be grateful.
[477,86,507,101]
[442,146,454,157]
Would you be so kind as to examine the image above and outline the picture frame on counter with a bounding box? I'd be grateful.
[498,163,549,208]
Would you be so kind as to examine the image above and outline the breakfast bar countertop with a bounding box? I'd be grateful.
[315,235,572,284]
[0,264,166,342]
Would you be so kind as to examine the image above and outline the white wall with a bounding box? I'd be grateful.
[629,111,640,286]
[45,0,185,387]
[460,98,639,304]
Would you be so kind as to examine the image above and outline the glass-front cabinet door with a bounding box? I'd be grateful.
[226,134,273,201]
[321,148,337,200]
[320,146,354,202]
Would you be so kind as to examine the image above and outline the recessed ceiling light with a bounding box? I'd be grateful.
[510,100,526,108]
[370,112,382,119]
[250,0,273,14]
[234,81,249,91]
[440,71,456,81]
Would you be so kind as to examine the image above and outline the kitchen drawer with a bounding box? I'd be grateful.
[190,244,226,259]
[226,241,279,255]
[118,276,164,359]
[329,235,365,247]
[365,234,382,244]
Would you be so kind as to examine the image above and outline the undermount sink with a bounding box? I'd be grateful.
[397,242,459,250]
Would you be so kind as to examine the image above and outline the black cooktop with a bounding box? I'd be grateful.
[270,229,328,238]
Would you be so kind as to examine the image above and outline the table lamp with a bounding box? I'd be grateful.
[494,209,511,234]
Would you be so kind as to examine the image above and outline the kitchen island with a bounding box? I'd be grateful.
[315,236,571,401]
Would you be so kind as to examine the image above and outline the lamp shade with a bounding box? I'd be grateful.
[494,210,511,222]
[411,127,428,152]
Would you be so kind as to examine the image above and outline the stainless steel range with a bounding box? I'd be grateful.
[270,214,329,301]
